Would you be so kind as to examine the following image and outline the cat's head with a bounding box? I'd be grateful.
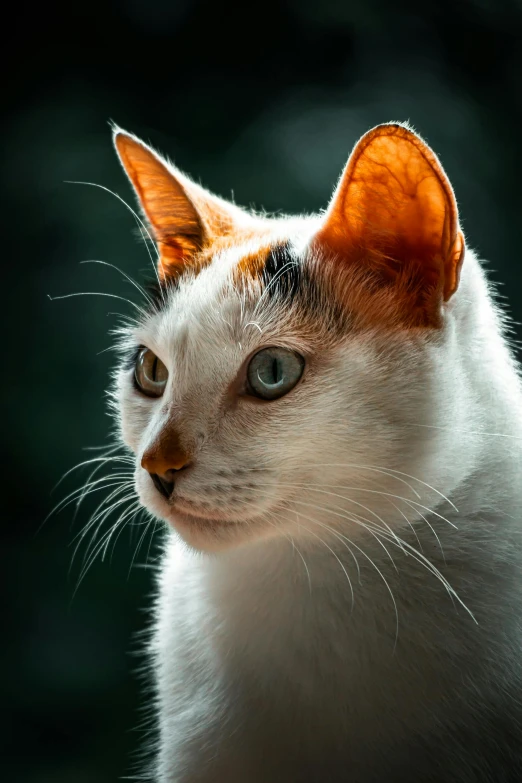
[113,123,468,552]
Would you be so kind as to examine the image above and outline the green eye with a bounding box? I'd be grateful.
[134,348,168,398]
[247,347,305,400]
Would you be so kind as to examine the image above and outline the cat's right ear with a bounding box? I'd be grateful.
[311,123,465,328]
[113,129,240,279]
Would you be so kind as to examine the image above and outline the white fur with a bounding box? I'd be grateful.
[115,226,522,780]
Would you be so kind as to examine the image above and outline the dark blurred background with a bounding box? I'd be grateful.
[4,1,522,780]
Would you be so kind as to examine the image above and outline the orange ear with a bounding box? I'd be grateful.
[314,123,465,326]
[114,130,241,279]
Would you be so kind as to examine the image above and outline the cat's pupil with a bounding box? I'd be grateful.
[247,347,304,399]
[272,358,281,384]
[152,357,158,381]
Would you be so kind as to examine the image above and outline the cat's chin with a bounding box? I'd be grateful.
[166,508,262,552]
[154,501,287,552]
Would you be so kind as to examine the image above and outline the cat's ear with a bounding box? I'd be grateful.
[113,129,241,278]
[313,123,465,326]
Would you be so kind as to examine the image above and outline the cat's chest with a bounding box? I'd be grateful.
[154,533,522,782]
[155,538,468,720]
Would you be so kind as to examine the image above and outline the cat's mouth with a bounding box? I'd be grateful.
[169,497,241,526]
[165,498,263,551]
[150,490,291,551]
[170,510,237,532]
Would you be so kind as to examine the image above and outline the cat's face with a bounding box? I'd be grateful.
[114,123,467,551]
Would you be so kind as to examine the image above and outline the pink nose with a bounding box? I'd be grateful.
[141,450,190,475]
[141,430,191,476]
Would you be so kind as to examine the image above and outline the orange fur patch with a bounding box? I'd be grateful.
[232,242,274,283]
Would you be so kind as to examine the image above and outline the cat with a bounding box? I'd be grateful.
[109,122,522,782]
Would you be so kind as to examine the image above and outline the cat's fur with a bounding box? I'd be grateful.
[111,123,522,781]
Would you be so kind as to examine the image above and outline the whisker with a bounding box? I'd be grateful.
[72,468,134,517]
[82,443,124,452]
[331,460,456,510]
[127,511,155,579]
[78,487,137,549]
[109,504,144,563]
[65,179,165,304]
[403,423,522,440]
[48,291,147,318]
[72,500,141,597]
[69,485,135,570]
[252,259,300,315]
[384,498,424,553]
[247,461,457,512]
[46,474,133,524]
[313,467,422,500]
[275,481,459,532]
[286,515,355,611]
[64,180,158,257]
[137,224,166,306]
[105,503,146,564]
[400,498,447,563]
[37,448,131,536]
[290,507,398,647]
[284,496,475,624]
[289,533,313,595]
[144,518,161,566]
[77,491,138,569]
[79,260,155,308]
[51,448,128,491]
[70,484,134,555]
[283,494,400,573]
[271,482,407,555]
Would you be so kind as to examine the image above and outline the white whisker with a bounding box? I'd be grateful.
[289,507,398,647]
[404,423,522,440]
[65,179,158,258]
[48,291,147,318]
[73,500,141,596]
[79,260,155,308]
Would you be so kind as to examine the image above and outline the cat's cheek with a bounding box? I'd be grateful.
[120,420,139,453]
[118,392,152,453]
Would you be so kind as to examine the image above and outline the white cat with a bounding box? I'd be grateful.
[111,123,522,781]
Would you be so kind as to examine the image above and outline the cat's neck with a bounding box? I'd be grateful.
[422,250,522,503]
[451,251,522,441]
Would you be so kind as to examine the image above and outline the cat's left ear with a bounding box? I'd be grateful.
[312,123,465,326]
[114,129,245,279]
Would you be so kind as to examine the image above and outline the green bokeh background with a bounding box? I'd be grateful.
[5,1,522,780]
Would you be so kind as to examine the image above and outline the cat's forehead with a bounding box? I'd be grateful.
[135,228,315,359]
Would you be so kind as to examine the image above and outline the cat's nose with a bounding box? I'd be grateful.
[141,439,191,500]
[148,464,191,500]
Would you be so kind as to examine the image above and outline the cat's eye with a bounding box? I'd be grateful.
[247,347,305,400]
[134,348,168,398]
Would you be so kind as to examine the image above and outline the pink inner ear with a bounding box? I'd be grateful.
[114,131,261,281]
[314,124,463,325]
[114,132,205,276]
